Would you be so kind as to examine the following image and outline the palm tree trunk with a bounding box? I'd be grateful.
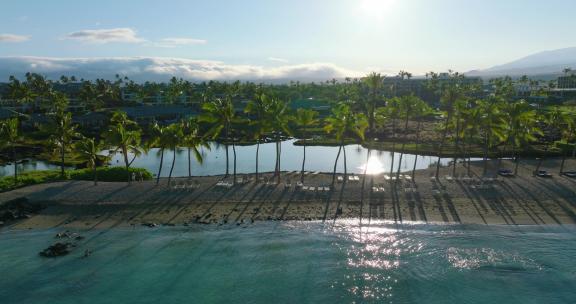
[225,144,229,177]
[560,150,566,175]
[93,165,98,186]
[396,115,410,179]
[122,146,131,183]
[156,148,164,184]
[513,146,520,175]
[277,140,282,183]
[232,142,237,184]
[168,148,176,184]
[188,147,191,178]
[452,117,460,177]
[482,132,489,176]
[12,145,17,182]
[343,143,347,176]
[301,144,306,183]
[61,145,66,179]
[389,119,396,177]
[255,141,260,182]
[435,115,451,178]
[332,145,342,185]
[535,144,549,173]
[412,120,422,179]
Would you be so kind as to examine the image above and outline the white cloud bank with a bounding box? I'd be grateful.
[0,56,364,82]
[0,34,30,43]
[63,28,145,44]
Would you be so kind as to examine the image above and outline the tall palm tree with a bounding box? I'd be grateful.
[200,97,235,178]
[363,72,385,134]
[410,101,432,179]
[504,100,541,175]
[165,123,184,184]
[294,108,319,183]
[74,137,102,185]
[268,97,292,183]
[384,97,401,176]
[0,118,20,182]
[394,95,426,180]
[477,99,506,176]
[181,118,209,178]
[148,122,170,184]
[535,106,563,173]
[245,93,273,182]
[104,111,142,183]
[42,93,79,179]
[559,110,576,174]
[324,104,368,185]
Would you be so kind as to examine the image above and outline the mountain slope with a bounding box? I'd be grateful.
[468,47,576,77]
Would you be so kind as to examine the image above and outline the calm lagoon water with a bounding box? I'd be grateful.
[0,140,473,177]
[109,140,458,177]
[0,222,575,304]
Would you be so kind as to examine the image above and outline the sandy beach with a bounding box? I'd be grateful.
[1,158,576,230]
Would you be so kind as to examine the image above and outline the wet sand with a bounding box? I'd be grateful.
[1,158,576,230]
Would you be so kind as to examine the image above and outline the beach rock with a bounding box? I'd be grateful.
[39,242,74,258]
[142,223,158,228]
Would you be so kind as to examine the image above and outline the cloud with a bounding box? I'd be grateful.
[267,57,289,63]
[157,38,207,46]
[0,56,363,82]
[0,34,30,43]
[63,28,144,44]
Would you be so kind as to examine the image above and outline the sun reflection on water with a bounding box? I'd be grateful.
[358,156,386,175]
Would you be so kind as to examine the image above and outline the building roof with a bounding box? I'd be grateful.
[119,105,197,118]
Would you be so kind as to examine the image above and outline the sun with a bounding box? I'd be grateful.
[360,0,396,18]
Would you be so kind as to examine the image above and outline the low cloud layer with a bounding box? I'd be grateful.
[63,28,144,44]
[0,56,363,82]
[0,34,30,43]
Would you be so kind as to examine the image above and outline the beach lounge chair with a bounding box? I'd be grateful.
[296,181,303,189]
[302,186,309,191]
[337,176,344,183]
[562,171,576,178]
[404,175,412,181]
[384,175,391,181]
[445,175,454,182]
[312,171,320,175]
[354,175,360,181]
[534,170,552,178]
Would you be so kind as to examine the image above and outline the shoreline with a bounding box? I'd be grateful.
[1,158,576,230]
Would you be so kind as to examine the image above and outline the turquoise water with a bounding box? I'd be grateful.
[1,222,575,303]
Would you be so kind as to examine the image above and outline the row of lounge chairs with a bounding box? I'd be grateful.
[384,174,412,181]
[170,180,200,190]
[337,175,361,182]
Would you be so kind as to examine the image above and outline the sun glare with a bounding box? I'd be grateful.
[360,0,396,18]
[359,156,386,175]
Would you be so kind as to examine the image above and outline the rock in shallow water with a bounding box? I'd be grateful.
[39,242,75,258]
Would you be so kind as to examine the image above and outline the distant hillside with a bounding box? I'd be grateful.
[468,47,576,78]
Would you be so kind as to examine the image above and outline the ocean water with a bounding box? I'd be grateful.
[1,222,575,304]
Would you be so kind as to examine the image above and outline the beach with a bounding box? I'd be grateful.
[1,158,575,230]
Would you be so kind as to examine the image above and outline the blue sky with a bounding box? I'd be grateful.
[1,0,575,80]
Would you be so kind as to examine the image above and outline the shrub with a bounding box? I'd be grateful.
[0,167,152,192]
[69,167,152,182]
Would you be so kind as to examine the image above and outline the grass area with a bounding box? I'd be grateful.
[0,167,152,193]
[294,138,563,158]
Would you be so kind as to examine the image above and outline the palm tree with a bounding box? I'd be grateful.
[268,97,292,183]
[535,106,563,173]
[244,93,273,182]
[504,100,541,175]
[477,99,506,176]
[384,97,401,176]
[200,97,235,179]
[148,122,169,184]
[74,137,102,185]
[181,118,209,178]
[104,111,142,183]
[43,93,79,179]
[294,108,319,183]
[165,123,184,184]
[559,110,576,174]
[394,95,427,180]
[324,104,368,185]
[0,118,20,183]
[363,72,385,134]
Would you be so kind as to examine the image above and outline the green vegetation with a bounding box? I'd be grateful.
[1,69,576,191]
[0,167,152,192]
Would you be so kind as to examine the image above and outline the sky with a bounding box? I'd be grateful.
[1,0,575,81]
